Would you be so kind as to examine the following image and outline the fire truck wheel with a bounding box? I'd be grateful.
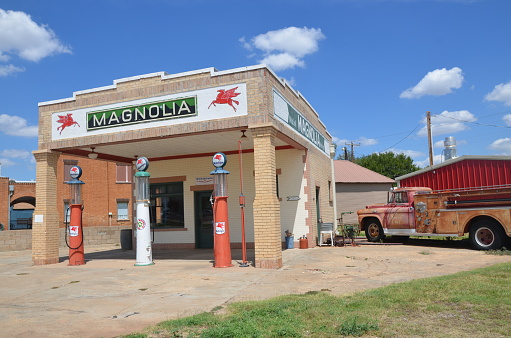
[365,220,385,242]
[469,221,504,250]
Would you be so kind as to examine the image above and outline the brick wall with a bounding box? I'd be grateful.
[0,225,131,252]
[57,154,133,228]
[0,177,8,229]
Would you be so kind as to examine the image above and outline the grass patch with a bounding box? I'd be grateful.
[124,262,511,337]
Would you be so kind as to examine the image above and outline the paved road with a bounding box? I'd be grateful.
[1,240,510,338]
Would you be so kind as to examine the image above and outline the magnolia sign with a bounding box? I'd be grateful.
[87,97,196,130]
[51,83,247,141]
[273,89,329,154]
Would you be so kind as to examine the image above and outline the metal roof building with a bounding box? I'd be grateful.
[396,155,511,191]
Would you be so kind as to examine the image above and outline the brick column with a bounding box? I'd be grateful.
[32,149,60,265]
[0,177,9,230]
[251,127,282,269]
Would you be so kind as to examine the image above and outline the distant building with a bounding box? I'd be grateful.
[0,177,35,231]
[334,160,395,224]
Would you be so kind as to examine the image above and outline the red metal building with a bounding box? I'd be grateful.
[396,155,511,191]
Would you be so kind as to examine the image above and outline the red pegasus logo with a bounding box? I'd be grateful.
[208,87,241,112]
[56,113,80,135]
[214,154,223,161]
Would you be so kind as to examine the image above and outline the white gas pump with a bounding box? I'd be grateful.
[134,157,154,266]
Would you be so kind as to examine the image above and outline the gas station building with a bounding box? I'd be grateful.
[33,65,334,269]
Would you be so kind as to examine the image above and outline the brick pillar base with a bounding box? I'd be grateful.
[32,150,60,265]
[252,127,282,269]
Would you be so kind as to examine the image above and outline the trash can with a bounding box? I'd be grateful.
[120,228,133,251]
[285,236,294,249]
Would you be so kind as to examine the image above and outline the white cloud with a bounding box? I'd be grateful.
[332,137,349,147]
[0,51,9,62]
[260,53,304,71]
[415,154,443,168]
[0,114,38,137]
[485,81,511,106]
[0,157,16,167]
[239,37,252,51]
[0,9,71,63]
[417,110,476,137]
[489,137,511,155]
[241,27,325,72]
[400,67,464,99]
[0,149,32,159]
[0,64,24,76]
[386,148,425,159]
[358,137,377,146]
[434,140,445,148]
[252,27,325,58]
[503,114,511,126]
[332,136,377,147]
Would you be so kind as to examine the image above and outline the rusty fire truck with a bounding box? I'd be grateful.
[357,185,511,250]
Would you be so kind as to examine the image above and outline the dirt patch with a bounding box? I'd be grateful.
[1,240,510,338]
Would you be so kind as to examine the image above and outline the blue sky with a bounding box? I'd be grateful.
[0,0,510,181]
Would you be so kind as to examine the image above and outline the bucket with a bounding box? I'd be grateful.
[285,236,294,249]
[299,237,308,249]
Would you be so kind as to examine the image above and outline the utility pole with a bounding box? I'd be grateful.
[341,147,349,161]
[345,141,360,162]
[427,111,434,166]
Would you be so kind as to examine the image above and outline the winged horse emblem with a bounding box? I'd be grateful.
[208,87,241,112]
[56,113,80,134]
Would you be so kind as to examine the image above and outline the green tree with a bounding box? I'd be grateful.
[354,152,420,179]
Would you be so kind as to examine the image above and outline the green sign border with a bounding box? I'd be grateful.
[86,96,197,131]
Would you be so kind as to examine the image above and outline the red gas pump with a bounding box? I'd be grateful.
[210,153,232,268]
[67,165,85,266]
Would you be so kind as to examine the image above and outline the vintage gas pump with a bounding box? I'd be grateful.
[134,157,154,266]
[67,165,85,266]
[210,153,232,267]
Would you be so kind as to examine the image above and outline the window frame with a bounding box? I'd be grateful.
[116,200,130,221]
[149,182,185,229]
[116,164,132,183]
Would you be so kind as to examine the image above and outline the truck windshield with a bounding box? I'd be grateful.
[390,192,408,204]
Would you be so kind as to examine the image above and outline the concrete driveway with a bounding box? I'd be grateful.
[2,239,511,338]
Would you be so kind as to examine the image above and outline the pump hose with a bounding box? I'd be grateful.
[64,207,84,250]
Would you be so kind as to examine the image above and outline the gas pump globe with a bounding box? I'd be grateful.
[67,165,85,266]
[210,152,232,267]
[134,157,154,266]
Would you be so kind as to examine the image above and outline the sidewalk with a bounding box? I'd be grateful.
[1,241,510,338]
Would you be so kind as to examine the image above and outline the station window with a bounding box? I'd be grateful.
[149,182,184,228]
[116,164,132,183]
[117,201,129,220]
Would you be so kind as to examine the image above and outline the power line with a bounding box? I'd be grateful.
[380,116,426,153]
[432,113,511,129]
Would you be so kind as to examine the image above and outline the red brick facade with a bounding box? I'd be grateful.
[0,177,36,230]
